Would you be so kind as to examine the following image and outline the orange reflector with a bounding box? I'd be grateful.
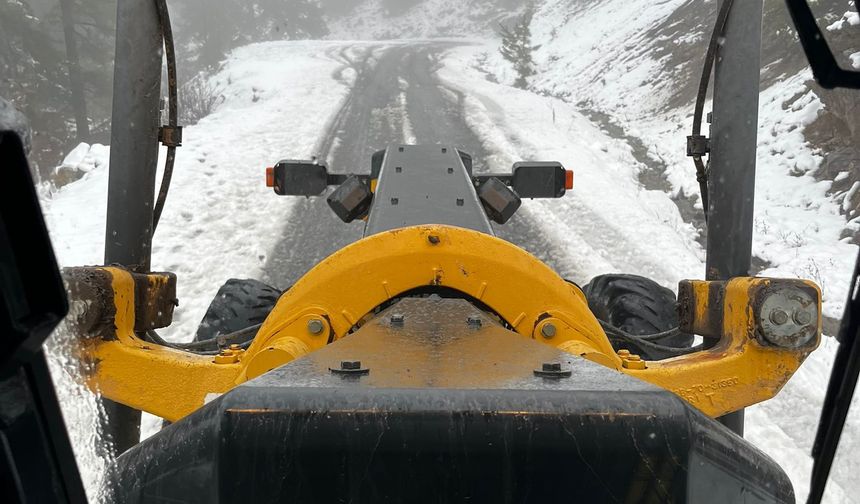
[564,169,574,190]
[266,167,274,188]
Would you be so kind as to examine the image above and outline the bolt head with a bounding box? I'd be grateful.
[390,314,405,326]
[542,362,562,372]
[540,323,557,339]
[341,360,361,370]
[307,319,325,334]
[428,235,441,244]
[617,349,631,357]
[467,316,482,327]
[769,309,789,326]
[793,310,812,326]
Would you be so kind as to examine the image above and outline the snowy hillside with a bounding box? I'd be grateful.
[497,0,860,325]
[327,0,522,39]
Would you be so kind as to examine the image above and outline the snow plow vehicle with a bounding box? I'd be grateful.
[1,0,859,503]
[60,143,819,503]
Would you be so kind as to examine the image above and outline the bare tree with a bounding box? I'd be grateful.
[499,4,540,89]
[59,0,89,141]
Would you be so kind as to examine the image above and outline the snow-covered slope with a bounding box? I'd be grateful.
[327,0,521,39]
[497,0,858,323]
[45,40,375,339]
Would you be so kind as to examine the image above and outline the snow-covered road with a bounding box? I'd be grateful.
[41,39,858,503]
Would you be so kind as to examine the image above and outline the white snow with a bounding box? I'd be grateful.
[827,10,860,31]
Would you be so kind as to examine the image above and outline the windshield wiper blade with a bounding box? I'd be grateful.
[808,252,860,504]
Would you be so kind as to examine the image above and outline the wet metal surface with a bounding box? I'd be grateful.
[248,297,656,393]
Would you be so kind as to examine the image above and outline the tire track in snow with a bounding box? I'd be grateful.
[262,42,613,289]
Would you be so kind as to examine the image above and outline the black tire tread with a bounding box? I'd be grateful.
[195,278,282,342]
[583,273,692,349]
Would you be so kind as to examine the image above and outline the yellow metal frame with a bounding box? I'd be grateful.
[75,225,819,422]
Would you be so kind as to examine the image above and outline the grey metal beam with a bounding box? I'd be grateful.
[706,0,765,436]
[104,0,163,454]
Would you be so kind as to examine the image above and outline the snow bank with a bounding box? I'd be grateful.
[438,41,857,503]
[43,40,372,341]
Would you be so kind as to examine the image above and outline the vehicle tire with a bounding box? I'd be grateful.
[582,273,692,349]
[195,278,282,342]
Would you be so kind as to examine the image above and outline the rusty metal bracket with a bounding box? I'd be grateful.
[158,125,183,147]
[685,134,710,157]
[63,266,177,336]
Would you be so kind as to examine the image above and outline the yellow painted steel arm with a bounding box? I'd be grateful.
[625,277,821,417]
[69,225,820,423]
[74,267,243,422]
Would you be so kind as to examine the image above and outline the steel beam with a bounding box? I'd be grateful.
[104,0,163,454]
[706,0,765,436]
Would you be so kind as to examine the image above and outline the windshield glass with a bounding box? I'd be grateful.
[2,0,858,502]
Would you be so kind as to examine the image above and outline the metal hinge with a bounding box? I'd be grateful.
[158,125,183,147]
[686,134,709,157]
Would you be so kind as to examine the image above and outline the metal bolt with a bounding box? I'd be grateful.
[391,197,399,205]
[307,319,324,334]
[542,362,562,372]
[428,235,441,244]
[390,313,405,326]
[540,323,557,339]
[467,316,482,328]
[456,198,464,206]
[617,349,631,358]
[534,362,572,378]
[769,309,789,326]
[229,344,240,351]
[341,360,361,370]
[447,167,454,174]
[627,354,641,362]
[793,310,812,326]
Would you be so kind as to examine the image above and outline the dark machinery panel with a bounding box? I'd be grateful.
[365,145,493,236]
[112,298,793,504]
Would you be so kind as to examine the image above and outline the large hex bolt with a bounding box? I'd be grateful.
[307,319,325,335]
[758,287,818,349]
[329,360,370,376]
[533,362,572,378]
[540,322,557,339]
[769,309,789,326]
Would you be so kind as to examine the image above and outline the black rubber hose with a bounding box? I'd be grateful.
[145,323,261,355]
[691,0,735,222]
[152,0,178,231]
[598,320,704,358]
